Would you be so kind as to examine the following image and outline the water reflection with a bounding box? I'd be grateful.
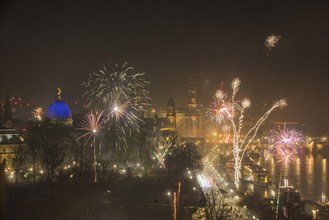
[322,158,327,196]
[261,152,328,201]
[294,157,301,189]
[306,154,314,196]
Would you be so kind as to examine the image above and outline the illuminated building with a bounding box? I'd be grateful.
[159,80,205,140]
[165,98,176,129]
[46,88,73,126]
[0,95,26,169]
[0,128,26,169]
[181,81,203,138]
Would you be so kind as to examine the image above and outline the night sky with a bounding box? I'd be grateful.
[1,1,328,125]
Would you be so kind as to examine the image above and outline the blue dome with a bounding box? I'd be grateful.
[47,100,72,118]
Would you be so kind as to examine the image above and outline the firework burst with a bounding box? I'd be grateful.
[106,101,144,150]
[77,109,105,182]
[274,146,298,165]
[265,34,281,54]
[208,77,287,188]
[82,61,150,109]
[206,95,235,125]
[32,107,44,121]
[154,130,178,170]
[77,109,105,143]
[270,126,304,165]
[81,61,150,151]
[271,127,304,148]
[270,126,303,218]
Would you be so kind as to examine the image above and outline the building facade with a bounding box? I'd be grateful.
[158,81,206,140]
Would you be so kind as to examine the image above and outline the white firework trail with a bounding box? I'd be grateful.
[208,77,287,188]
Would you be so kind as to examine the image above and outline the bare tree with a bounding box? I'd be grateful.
[12,145,29,184]
[27,125,41,184]
[134,129,153,176]
[37,126,67,185]
[96,159,110,182]
[165,142,202,183]
[279,191,303,220]
[204,184,232,220]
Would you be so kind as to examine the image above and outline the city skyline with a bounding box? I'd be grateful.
[1,1,328,124]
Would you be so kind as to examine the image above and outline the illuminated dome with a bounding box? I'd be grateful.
[47,100,72,118]
[46,88,73,126]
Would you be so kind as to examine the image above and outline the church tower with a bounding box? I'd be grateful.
[187,81,197,114]
[184,79,200,136]
[3,95,13,124]
[166,97,176,127]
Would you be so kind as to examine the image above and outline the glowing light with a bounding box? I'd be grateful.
[77,109,104,182]
[231,78,241,93]
[271,127,304,148]
[196,174,212,188]
[207,78,287,188]
[32,107,44,121]
[270,126,304,166]
[242,98,251,109]
[81,61,150,151]
[153,131,178,169]
[77,109,104,143]
[265,34,281,54]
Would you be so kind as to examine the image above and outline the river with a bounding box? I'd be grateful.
[259,152,328,202]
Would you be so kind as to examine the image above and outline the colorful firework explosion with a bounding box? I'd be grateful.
[208,77,287,188]
[77,109,105,143]
[81,61,150,150]
[270,126,304,165]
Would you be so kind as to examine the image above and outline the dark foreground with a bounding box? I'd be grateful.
[6,176,203,220]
